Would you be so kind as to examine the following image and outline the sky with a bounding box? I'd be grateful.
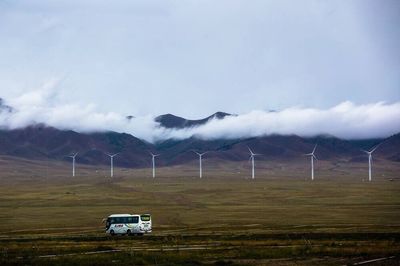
[0,0,400,141]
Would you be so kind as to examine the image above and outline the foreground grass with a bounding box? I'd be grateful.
[1,233,399,265]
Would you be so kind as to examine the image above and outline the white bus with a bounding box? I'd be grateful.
[105,214,152,236]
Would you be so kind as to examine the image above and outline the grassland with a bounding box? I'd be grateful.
[0,156,399,265]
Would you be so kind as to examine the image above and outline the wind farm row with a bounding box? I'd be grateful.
[64,143,382,181]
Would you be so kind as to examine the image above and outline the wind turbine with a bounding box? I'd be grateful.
[150,152,160,178]
[193,151,208,178]
[304,144,317,181]
[105,153,119,178]
[247,146,261,179]
[67,152,78,177]
[361,144,380,182]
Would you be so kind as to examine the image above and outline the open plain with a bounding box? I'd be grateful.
[0,156,399,265]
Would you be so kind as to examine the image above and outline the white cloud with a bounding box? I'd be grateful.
[1,83,399,142]
[177,102,400,140]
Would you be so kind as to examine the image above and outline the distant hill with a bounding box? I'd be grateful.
[155,112,232,129]
[0,112,399,167]
[154,134,396,165]
[375,133,400,162]
[0,125,152,167]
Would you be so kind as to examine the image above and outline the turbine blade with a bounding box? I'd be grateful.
[360,149,370,154]
[247,146,254,155]
[192,150,201,156]
[370,143,381,153]
[151,151,160,156]
[312,144,317,154]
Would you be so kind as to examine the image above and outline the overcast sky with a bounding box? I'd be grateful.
[1,1,399,141]
[0,0,399,119]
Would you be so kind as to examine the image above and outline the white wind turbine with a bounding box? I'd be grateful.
[67,152,78,177]
[105,153,119,178]
[193,151,208,178]
[304,144,318,181]
[361,144,380,182]
[150,152,160,178]
[247,146,261,179]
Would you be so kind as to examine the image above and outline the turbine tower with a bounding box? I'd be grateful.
[193,151,208,178]
[304,144,318,180]
[361,144,380,182]
[150,152,160,178]
[67,152,78,177]
[106,153,119,178]
[247,146,260,179]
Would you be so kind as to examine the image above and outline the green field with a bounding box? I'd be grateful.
[0,157,400,265]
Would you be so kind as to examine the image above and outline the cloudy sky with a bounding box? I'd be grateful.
[0,0,399,141]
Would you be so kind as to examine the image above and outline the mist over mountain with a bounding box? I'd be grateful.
[1,89,400,143]
[0,119,399,168]
[1,91,399,166]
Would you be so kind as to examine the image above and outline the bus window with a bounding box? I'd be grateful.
[107,216,139,224]
[127,216,139,223]
[123,217,138,223]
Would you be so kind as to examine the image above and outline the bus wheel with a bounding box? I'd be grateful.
[110,230,115,236]
[127,230,132,236]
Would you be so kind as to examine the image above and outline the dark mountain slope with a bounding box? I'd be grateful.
[155,112,231,129]
[155,134,393,165]
[0,125,152,167]
[374,133,400,161]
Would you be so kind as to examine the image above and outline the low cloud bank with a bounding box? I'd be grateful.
[1,85,399,142]
[169,102,400,140]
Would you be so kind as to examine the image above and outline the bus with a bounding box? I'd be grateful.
[105,214,152,236]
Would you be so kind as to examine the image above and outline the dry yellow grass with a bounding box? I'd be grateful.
[0,156,399,236]
[0,156,399,265]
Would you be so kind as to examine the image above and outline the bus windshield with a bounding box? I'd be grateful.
[140,215,151,221]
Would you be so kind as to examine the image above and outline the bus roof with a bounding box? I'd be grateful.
[108,214,138,217]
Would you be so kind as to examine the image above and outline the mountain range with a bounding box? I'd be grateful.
[0,109,399,167]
